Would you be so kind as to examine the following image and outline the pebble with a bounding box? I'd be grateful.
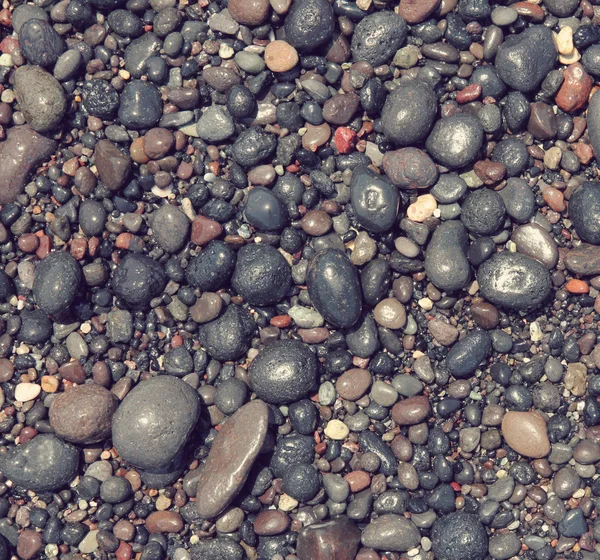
[426,115,484,168]
[383,148,439,189]
[0,434,78,491]
[568,182,600,244]
[265,40,298,72]
[477,252,552,311]
[112,376,201,471]
[284,0,334,51]
[150,204,190,253]
[446,330,491,378]
[296,517,361,560]
[112,254,167,308]
[196,106,235,143]
[249,339,316,404]
[431,512,488,560]
[228,0,269,26]
[501,411,551,458]
[18,19,64,67]
[511,223,558,269]
[49,384,118,444]
[94,139,132,191]
[196,400,269,518]
[460,189,505,235]
[198,304,255,361]
[118,80,162,129]
[392,395,431,425]
[351,12,408,66]
[14,66,66,132]
[33,252,81,316]
[361,514,420,552]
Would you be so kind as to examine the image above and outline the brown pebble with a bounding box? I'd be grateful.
[228,0,270,26]
[373,298,407,330]
[501,411,551,458]
[17,530,43,560]
[301,210,332,236]
[335,368,372,401]
[391,396,431,426]
[265,40,299,73]
[190,292,223,324]
[344,470,370,492]
[143,128,175,160]
[145,511,184,534]
[253,509,290,536]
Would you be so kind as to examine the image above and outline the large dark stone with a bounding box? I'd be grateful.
[198,305,256,361]
[431,512,488,560]
[112,254,167,308]
[284,0,335,51]
[568,182,600,244]
[33,252,81,316]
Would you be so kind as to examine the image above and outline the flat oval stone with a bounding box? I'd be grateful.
[19,19,64,67]
[196,400,269,518]
[424,221,471,293]
[49,384,119,444]
[33,252,81,316]
[296,517,361,560]
[381,80,437,146]
[306,249,362,328]
[350,165,399,233]
[361,514,420,552]
[112,376,201,471]
[14,66,66,132]
[511,223,558,269]
[446,330,492,378]
[477,252,551,311]
[118,80,162,129]
[564,244,600,276]
[501,410,551,458]
[0,434,78,492]
[568,182,600,244]
[392,395,431,425]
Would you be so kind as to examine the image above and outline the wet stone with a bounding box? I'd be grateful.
[0,434,78,492]
[426,114,484,168]
[232,127,277,168]
[501,411,551,458]
[446,330,492,378]
[511,223,558,269]
[33,252,81,316]
[118,80,162,129]
[431,512,488,560]
[150,205,190,253]
[112,254,167,308]
[198,304,255,362]
[81,80,119,120]
[382,148,438,189]
[112,376,201,471]
[296,517,361,560]
[19,19,64,67]
[244,187,289,232]
[284,0,335,51]
[351,11,408,67]
[461,189,505,235]
[196,400,269,518]
[94,140,132,191]
[361,514,420,552]
[568,182,600,244]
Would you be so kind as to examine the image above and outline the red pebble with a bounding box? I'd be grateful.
[191,215,222,247]
[333,127,357,154]
[116,542,132,560]
[456,83,482,103]
[270,315,291,328]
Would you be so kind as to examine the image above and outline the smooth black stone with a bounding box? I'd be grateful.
[112,254,167,308]
[350,165,399,233]
[306,249,362,328]
[288,399,317,435]
[270,434,315,478]
[227,85,257,120]
[446,330,492,378]
[232,244,291,306]
[185,241,236,291]
[282,463,320,502]
[431,512,488,560]
[361,78,387,114]
[503,91,530,132]
[164,346,194,376]
[0,270,14,301]
[498,178,535,223]
[361,258,391,307]
[461,188,505,235]
[19,19,65,67]
[424,221,471,292]
[426,114,483,168]
[198,304,255,362]
[284,0,335,51]
[558,508,587,538]
[33,252,81,316]
[0,434,78,492]
[100,476,132,503]
[346,314,379,358]
[495,25,556,93]
[568,182,600,244]
[477,252,551,311]
[351,11,408,66]
[469,66,506,100]
[249,339,317,405]
[445,13,472,50]
[107,9,143,37]
[214,378,247,415]
[124,33,162,78]
[79,199,107,236]
[232,127,277,168]
[18,310,53,344]
[244,187,289,232]
[491,138,529,178]
[430,173,467,204]
[118,80,162,129]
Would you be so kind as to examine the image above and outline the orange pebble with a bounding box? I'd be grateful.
[566,279,589,294]
[270,315,291,328]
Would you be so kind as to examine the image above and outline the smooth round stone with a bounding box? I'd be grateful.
[118,80,162,129]
[227,85,257,119]
[477,252,551,311]
[491,138,528,178]
[495,25,556,92]
[498,177,535,223]
[112,376,201,471]
[12,4,49,33]
[107,9,143,37]
[381,80,437,146]
[14,383,40,402]
[0,434,78,492]
[350,165,399,233]
[296,517,361,560]
[568,182,600,244]
[228,0,269,26]
[431,512,488,560]
[198,304,255,361]
[373,298,406,330]
[244,187,289,232]
[214,378,247,415]
[501,411,551,458]
[306,249,362,328]
[511,223,558,269]
[79,200,107,237]
[282,463,320,502]
[491,6,518,26]
[196,106,235,143]
[284,0,335,51]
[361,514,420,552]
[461,188,505,235]
[112,254,167,308]
[33,252,81,316]
[430,173,467,204]
[446,330,491,378]
[232,127,277,168]
[196,400,269,518]
[190,291,224,323]
[14,66,67,133]
[19,19,64,67]
[18,309,52,344]
[100,476,132,503]
[391,395,431,425]
[150,204,190,253]
[424,221,471,293]
[145,511,184,533]
[382,147,438,188]
[469,66,506,100]
[426,114,483,168]
[186,241,236,291]
[164,346,194,376]
[232,243,291,306]
[351,11,408,66]
[249,339,317,405]
[49,384,118,444]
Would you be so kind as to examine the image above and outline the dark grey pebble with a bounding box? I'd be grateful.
[426,114,483,168]
[498,177,536,223]
[190,538,244,560]
[118,80,163,129]
[461,188,506,235]
[306,249,362,328]
[284,0,335,51]
[78,199,107,237]
[33,252,81,316]
[446,330,492,378]
[351,11,408,66]
[244,187,289,232]
[232,127,277,168]
[186,241,236,292]
[198,304,256,361]
[18,310,52,344]
[431,512,488,560]
[150,205,190,253]
[231,243,291,306]
[112,254,167,308]
[124,32,162,78]
[569,182,600,244]
[19,19,64,67]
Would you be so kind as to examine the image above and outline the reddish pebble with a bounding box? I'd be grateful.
[456,83,482,103]
[19,426,37,443]
[270,315,291,328]
[17,233,39,253]
[36,235,51,259]
[145,511,184,533]
[333,127,357,154]
[70,238,87,260]
[543,187,565,212]
[566,279,589,294]
[344,470,371,492]
[116,541,132,560]
[556,63,593,113]
[253,509,291,536]
[191,215,222,246]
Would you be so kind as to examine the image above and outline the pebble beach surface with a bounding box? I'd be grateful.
[0,0,599,559]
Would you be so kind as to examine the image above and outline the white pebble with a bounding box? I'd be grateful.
[15,383,41,402]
